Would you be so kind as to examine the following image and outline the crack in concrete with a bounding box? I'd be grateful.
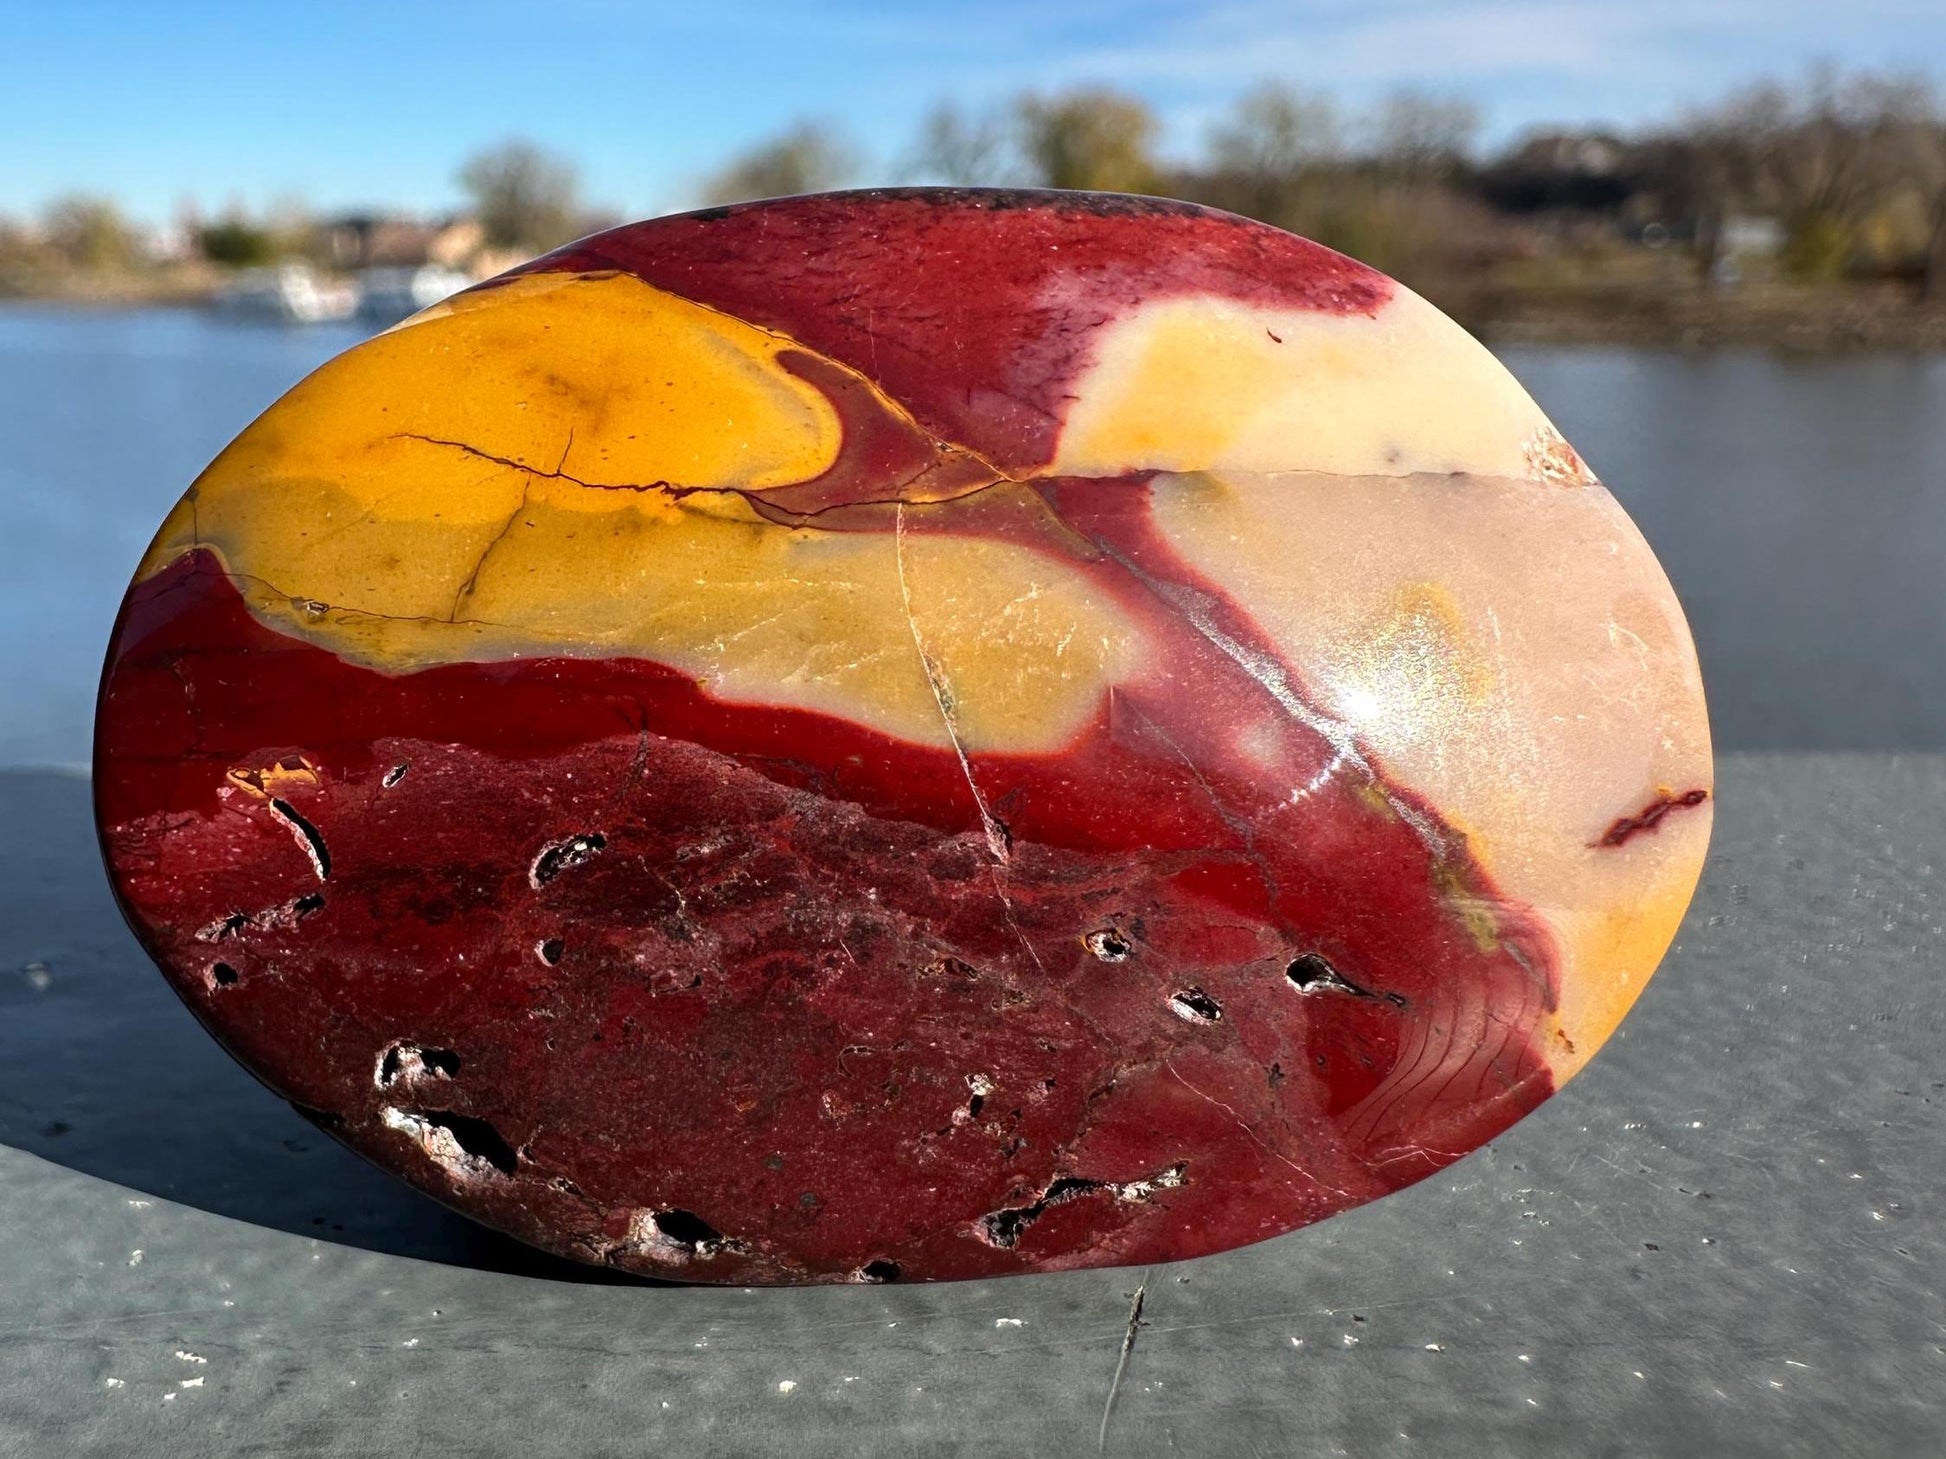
[1099,1275,1150,1453]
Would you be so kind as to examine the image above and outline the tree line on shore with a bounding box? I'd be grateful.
[7,64,1944,314]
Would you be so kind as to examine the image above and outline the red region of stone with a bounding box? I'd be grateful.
[1594,789,1710,847]
[98,545,1554,1283]
[514,189,1394,472]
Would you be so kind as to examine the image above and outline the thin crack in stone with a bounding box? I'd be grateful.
[603,725,655,813]
[1076,527,1522,958]
[451,472,536,621]
[214,564,525,634]
[1165,1062,1350,1199]
[449,426,578,615]
[893,504,1008,862]
[1122,699,1286,911]
[393,432,680,496]
[893,502,1049,982]
[395,429,1015,530]
[1093,536,1370,781]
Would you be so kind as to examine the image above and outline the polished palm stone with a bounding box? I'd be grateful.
[95,189,1712,1283]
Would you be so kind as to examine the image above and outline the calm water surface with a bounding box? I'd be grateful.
[2,304,1941,764]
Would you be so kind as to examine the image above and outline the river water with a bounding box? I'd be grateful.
[2,304,1941,765]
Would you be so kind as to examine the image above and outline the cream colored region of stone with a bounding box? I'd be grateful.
[1051,288,1583,484]
[1149,469,1712,1081]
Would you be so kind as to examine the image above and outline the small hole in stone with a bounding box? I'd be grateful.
[979,1174,1110,1247]
[538,938,565,966]
[268,797,331,880]
[376,1042,461,1088]
[424,1111,517,1174]
[1084,929,1132,962]
[204,912,249,941]
[1043,1176,1098,1202]
[292,893,325,918]
[1286,953,1338,990]
[1286,953,1407,1006]
[964,1072,995,1121]
[652,1208,725,1251]
[530,832,608,888]
[860,1259,901,1283]
[1168,988,1222,1023]
[210,962,239,987]
[382,762,409,788]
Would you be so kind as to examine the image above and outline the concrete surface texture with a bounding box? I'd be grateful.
[1,753,1941,1457]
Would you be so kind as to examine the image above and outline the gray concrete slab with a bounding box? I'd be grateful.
[1,754,1941,1457]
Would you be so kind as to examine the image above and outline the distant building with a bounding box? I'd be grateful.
[142,219,197,265]
[320,214,484,271]
[1481,131,1638,216]
[1719,214,1785,258]
[1511,132,1627,177]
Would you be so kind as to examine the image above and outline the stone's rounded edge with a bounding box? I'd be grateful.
[607,184,1280,227]
[526,185,1387,272]
[91,188,1710,1283]
[501,187,1397,475]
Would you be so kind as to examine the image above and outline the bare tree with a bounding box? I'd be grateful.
[701,123,857,205]
[1689,66,1938,281]
[1206,82,1339,226]
[42,196,140,271]
[1919,121,1946,300]
[911,102,1015,186]
[1656,134,1740,282]
[1369,90,1481,183]
[459,141,584,254]
[1017,88,1161,194]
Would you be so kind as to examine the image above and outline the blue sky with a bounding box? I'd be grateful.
[7,0,1943,223]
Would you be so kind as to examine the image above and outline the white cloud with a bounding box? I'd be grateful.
[1056,0,1940,88]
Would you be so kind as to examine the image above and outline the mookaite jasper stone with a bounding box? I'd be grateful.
[96,190,1712,1283]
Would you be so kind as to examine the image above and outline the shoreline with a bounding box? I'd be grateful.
[1479,301,1946,353]
[8,280,1946,355]
[1467,280,1946,353]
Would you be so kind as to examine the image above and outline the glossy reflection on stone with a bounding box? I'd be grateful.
[95,189,1712,1283]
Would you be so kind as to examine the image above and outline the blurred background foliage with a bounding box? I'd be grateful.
[6,64,1946,343]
